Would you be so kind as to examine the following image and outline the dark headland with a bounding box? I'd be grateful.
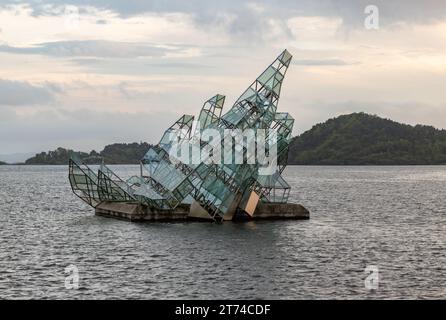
[16,112,446,166]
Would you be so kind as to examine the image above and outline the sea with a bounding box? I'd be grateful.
[0,165,444,299]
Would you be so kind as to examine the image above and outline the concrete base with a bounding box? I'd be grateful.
[247,202,309,220]
[95,201,190,222]
[95,201,310,222]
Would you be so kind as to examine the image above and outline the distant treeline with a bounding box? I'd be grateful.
[25,142,152,165]
[23,113,446,165]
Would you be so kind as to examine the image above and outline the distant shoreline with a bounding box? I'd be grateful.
[5,112,446,166]
[3,163,446,166]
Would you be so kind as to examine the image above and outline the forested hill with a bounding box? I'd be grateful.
[288,113,446,165]
[25,142,151,165]
[23,113,446,165]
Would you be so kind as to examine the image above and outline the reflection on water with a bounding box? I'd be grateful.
[0,165,445,299]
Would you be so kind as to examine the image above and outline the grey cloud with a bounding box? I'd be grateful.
[19,0,446,27]
[0,79,57,106]
[293,59,355,66]
[69,58,213,75]
[5,0,445,48]
[0,41,172,58]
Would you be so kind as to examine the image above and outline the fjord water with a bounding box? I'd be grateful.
[0,165,444,299]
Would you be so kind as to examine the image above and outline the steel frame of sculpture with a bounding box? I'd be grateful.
[69,50,295,222]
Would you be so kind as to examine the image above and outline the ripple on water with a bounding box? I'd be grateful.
[0,165,445,299]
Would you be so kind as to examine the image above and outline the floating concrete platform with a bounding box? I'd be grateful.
[95,201,309,222]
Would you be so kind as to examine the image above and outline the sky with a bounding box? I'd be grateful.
[1,0,446,157]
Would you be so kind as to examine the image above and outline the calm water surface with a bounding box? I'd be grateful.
[0,165,445,299]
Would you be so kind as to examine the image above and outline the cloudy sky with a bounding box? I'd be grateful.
[1,0,446,156]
